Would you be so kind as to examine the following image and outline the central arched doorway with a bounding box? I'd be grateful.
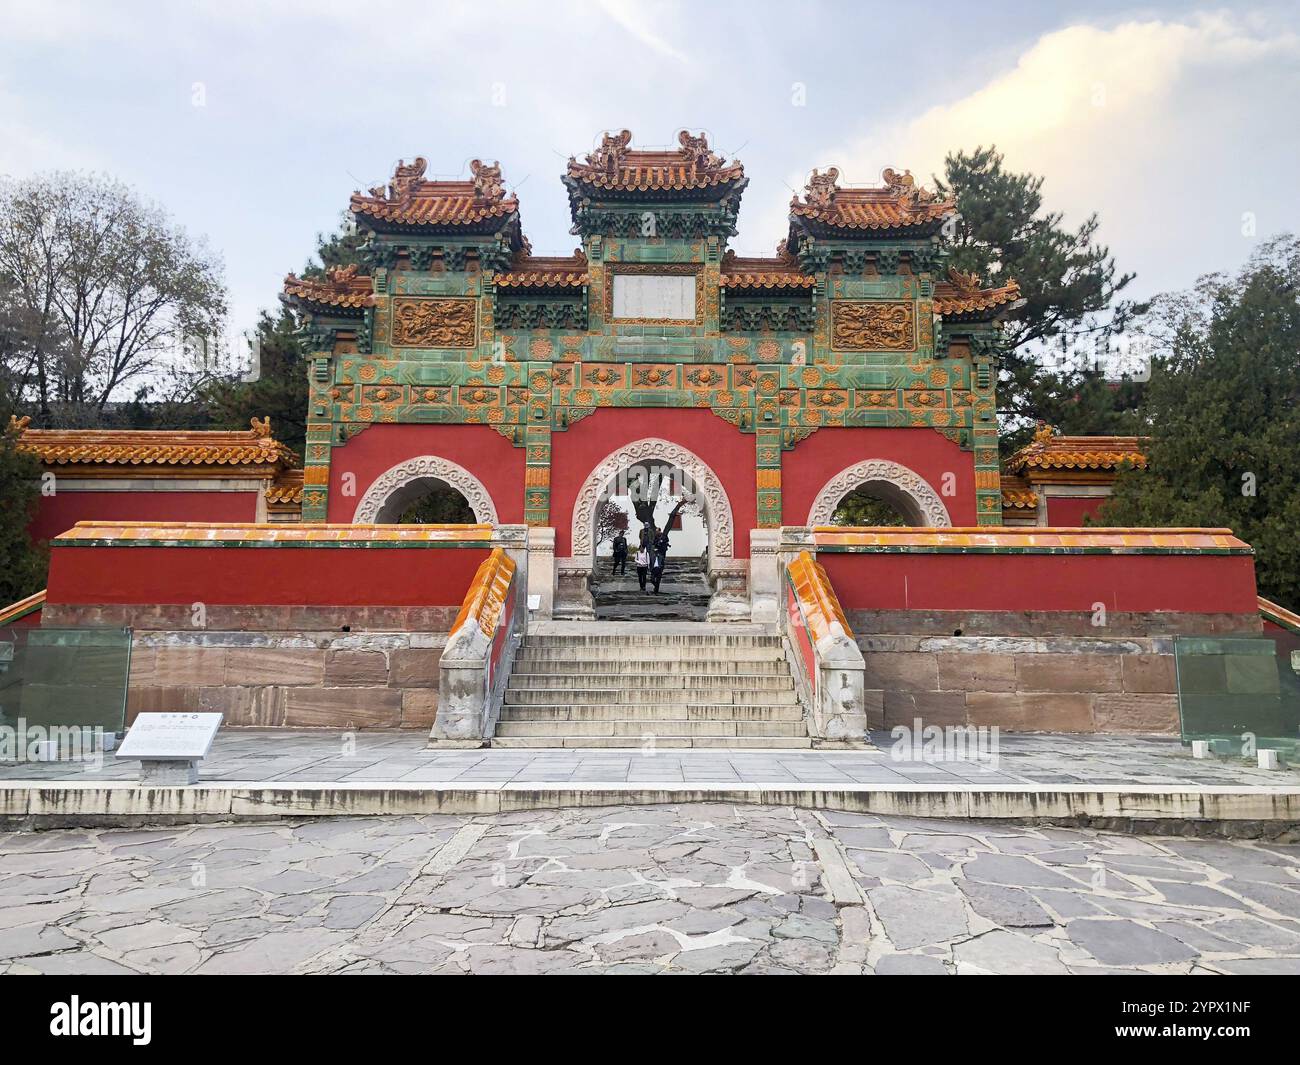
[564,438,737,621]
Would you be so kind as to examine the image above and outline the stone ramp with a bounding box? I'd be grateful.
[494,622,810,748]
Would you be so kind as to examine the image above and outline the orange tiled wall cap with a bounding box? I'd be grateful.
[450,548,516,640]
[788,550,854,644]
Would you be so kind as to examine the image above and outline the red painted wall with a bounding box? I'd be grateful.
[327,424,525,523]
[1046,495,1108,526]
[781,427,977,526]
[550,408,757,558]
[29,491,258,546]
[821,551,1259,615]
[46,544,489,607]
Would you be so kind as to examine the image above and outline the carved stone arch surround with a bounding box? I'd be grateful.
[352,455,499,524]
[806,459,952,527]
[569,438,735,568]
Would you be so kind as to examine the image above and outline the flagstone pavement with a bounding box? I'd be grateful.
[2,804,1299,974]
[1,729,1296,787]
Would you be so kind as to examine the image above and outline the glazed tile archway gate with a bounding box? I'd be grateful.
[283,132,1023,531]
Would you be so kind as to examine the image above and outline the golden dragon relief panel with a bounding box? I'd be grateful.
[831,301,916,352]
[391,297,478,348]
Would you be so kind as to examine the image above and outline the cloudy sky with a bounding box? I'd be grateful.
[2,1,1298,348]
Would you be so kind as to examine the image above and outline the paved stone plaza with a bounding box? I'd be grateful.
[2,804,1298,974]
[2,729,1295,787]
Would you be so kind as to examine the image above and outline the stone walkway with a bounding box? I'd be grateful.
[2,729,1295,787]
[2,805,1298,974]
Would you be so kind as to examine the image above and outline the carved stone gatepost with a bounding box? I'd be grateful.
[553,560,595,620]
[526,526,555,619]
[707,559,751,622]
[748,528,781,624]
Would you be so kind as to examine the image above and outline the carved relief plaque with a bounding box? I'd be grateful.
[391,298,477,348]
[831,301,916,351]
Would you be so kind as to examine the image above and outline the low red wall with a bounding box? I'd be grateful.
[30,490,259,546]
[46,543,488,608]
[821,551,1258,615]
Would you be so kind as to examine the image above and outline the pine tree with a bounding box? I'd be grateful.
[935,147,1143,453]
[1100,235,1300,607]
[0,409,44,603]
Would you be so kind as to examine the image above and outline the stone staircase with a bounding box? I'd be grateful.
[493,625,810,748]
[592,555,711,622]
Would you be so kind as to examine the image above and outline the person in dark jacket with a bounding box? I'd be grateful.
[650,529,669,593]
[611,530,628,575]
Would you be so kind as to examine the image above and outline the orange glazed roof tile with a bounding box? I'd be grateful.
[999,473,1039,510]
[934,268,1023,317]
[790,167,954,233]
[1007,425,1149,475]
[282,264,375,310]
[565,130,745,195]
[12,417,298,471]
[266,467,304,505]
[720,247,816,289]
[350,157,519,229]
[495,250,589,289]
[51,521,494,546]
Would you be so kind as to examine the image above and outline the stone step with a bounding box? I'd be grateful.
[494,719,808,738]
[503,686,799,706]
[498,703,806,722]
[489,735,814,749]
[509,658,790,675]
[507,672,793,690]
[520,635,783,650]
[498,699,803,717]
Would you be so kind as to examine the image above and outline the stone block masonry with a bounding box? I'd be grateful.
[126,632,446,729]
[857,634,1180,734]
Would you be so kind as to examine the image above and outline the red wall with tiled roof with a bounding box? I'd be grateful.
[29,490,258,546]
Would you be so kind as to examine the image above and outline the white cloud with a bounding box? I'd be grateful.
[752,14,1300,299]
[596,0,689,63]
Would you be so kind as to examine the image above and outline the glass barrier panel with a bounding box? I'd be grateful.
[1174,634,1300,757]
[0,628,131,758]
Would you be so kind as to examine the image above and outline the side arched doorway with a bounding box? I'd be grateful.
[806,459,952,527]
[352,456,499,524]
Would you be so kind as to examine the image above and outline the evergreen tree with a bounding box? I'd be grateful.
[0,408,44,604]
[1100,235,1300,607]
[935,147,1142,453]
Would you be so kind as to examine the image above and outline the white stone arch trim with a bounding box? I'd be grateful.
[807,459,952,527]
[570,438,734,565]
[352,455,499,524]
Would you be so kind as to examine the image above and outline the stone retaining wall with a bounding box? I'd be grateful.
[857,634,1180,734]
[126,632,446,730]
